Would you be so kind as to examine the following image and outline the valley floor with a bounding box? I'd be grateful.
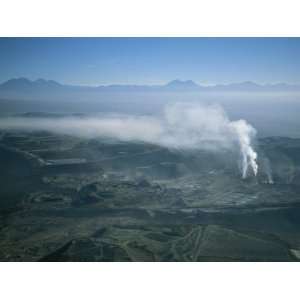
[1,130,300,261]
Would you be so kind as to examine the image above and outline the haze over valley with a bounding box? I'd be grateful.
[1,38,300,261]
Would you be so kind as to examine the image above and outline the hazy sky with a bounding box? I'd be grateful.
[0,38,299,85]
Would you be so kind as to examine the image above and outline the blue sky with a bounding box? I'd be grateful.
[0,38,299,85]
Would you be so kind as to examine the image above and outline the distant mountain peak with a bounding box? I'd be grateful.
[6,77,31,83]
[34,78,61,86]
[0,77,62,90]
[165,79,199,88]
[1,77,33,89]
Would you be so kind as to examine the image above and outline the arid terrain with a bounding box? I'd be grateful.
[1,127,300,261]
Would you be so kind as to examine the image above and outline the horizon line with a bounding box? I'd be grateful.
[1,77,300,87]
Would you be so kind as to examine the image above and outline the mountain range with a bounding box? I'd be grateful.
[0,78,299,96]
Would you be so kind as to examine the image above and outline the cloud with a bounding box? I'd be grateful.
[0,103,258,177]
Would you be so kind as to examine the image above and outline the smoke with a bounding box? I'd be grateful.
[264,158,274,184]
[0,103,258,178]
[230,120,258,178]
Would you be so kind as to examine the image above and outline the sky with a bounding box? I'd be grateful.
[0,38,299,86]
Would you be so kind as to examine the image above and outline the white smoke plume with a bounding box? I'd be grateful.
[0,103,258,178]
[230,120,258,178]
[261,156,274,184]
